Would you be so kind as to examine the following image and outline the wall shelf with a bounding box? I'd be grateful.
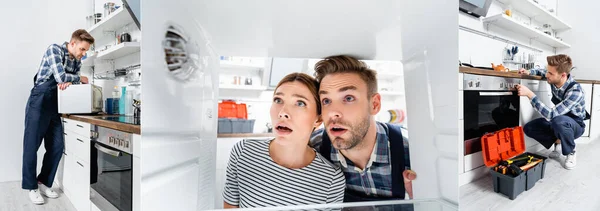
[497,0,571,31]
[482,14,570,48]
[87,7,134,39]
[96,42,140,60]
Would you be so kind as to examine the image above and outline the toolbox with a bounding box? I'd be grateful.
[481,126,547,200]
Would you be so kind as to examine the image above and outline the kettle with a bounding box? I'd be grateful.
[491,63,510,72]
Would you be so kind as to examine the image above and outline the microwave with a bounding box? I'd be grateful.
[58,84,103,114]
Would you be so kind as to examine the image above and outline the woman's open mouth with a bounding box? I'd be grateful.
[275,124,293,136]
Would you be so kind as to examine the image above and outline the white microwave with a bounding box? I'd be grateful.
[58,84,103,114]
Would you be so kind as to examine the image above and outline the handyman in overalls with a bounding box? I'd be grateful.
[22,29,94,204]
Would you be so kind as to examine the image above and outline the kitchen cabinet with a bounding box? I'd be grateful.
[519,79,552,149]
[61,118,91,211]
[580,84,593,137]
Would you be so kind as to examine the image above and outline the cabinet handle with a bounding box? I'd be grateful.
[77,138,84,143]
[77,124,84,128]
[63,152,67,156]
[528,82,539,85]
[64,132,67,136]
[62,120,67,123]
[77,162,83,167]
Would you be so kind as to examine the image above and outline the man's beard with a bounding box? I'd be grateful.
[329,115,371,150]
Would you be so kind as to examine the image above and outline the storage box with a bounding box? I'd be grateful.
[218,118,255,133]
[481,126,547,200]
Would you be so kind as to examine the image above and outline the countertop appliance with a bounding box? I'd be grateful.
[58,84,103,114]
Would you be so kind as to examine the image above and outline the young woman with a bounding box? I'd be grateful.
[223,73,345,208]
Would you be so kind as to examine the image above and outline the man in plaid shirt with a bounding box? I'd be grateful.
[22,29,94,205]
[517,54,589,170]
[309,55,416,202]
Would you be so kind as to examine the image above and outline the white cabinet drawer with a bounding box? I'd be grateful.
[72,156,91,211]
[62,118,91,138]
[62,152,74,200]
[63,131,91,164]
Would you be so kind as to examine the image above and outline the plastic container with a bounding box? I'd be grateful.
[481,126,547,200]
[217,118,255,133]
[218,101,247,119]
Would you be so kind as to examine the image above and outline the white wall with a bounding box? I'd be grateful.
[459,0,557,69]
[556,1,600,80]
[0,1,90,182]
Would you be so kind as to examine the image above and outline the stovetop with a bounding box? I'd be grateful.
[96,116,140,125]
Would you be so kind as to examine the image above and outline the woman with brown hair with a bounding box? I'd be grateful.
[222,73,345,208]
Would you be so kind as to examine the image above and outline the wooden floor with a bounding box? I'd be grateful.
[460,138,600,211]
[0,181,76,211]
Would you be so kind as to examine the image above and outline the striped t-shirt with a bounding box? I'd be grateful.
[223,139,346,208]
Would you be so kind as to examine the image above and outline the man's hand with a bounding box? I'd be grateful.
[80,76,89,84]
[518,68,530,75]
[403,169,417,199]
[516,84,535,99]
[58,82,72,90]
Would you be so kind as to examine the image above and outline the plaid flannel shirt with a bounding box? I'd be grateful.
[310,122,410,197]
[529,67,587,120]
[34,42,81,86]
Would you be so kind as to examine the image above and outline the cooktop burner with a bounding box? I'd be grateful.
[97,116,140,125]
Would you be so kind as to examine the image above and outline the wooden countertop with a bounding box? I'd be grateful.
[217,133,275,138]
[459,66,543,80]
[61,114,140,135]
[459,66,600,84]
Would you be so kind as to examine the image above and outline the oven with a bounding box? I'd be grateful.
[463,74,521,156]
[90,126,133,211]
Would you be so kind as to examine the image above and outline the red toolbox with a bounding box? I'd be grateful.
[481,126,547,200]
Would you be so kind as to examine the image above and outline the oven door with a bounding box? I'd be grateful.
[90,141,133,211]
[463,90,520,155]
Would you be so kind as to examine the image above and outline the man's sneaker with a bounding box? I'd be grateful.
[565,152,576,170]
[29,189,44,205]
[549,143,561,159]
[38,183,59,198]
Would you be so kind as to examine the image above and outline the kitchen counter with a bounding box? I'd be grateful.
[217,133,275,138]
[61,114,141,134]
[459,66,600,83]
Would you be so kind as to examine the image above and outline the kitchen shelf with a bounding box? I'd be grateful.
[81,54,96,67]
[87,7,135,39]
[498,0,571,31]
[482,14,570,48]
[96,42,140,60]
[219,85,267,91]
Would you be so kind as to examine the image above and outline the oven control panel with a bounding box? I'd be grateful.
[93,126,133,154]
[463,74,521,91]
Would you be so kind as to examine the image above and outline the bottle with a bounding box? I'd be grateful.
[119,86,127,115]
[112,86,120,98]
